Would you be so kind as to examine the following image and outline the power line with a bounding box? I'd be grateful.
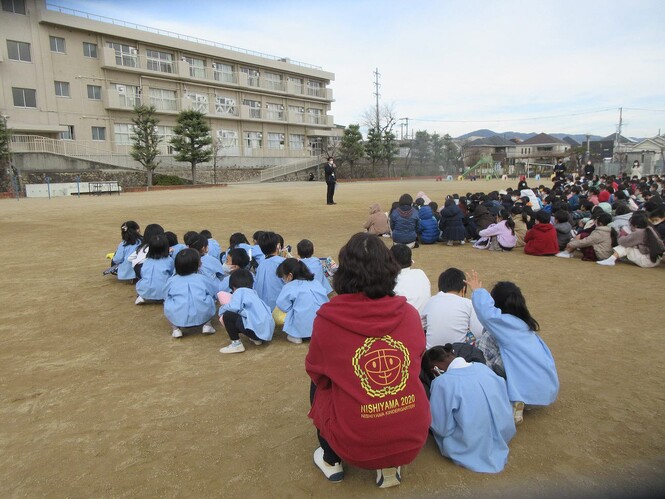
[409,107,617,124]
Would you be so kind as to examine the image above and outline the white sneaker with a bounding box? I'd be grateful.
[376,466,401,488]
[597,257,616,266]
[249,338,263,346]
[220,342,245,354]
[172,328,183,338]
[460,240,465,245]
[313,447,344,482]
[202,324,216,334]
[135,295,145,305]
[287,335,303,344]
[555,251,572,258]
[513,401,525,425]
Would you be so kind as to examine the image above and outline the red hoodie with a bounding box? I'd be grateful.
[524,223,559,255]
[306,293,430,469]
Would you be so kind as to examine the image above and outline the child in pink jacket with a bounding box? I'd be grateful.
[473,210,517,251]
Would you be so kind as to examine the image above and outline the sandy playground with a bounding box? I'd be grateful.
[1,178,664,498]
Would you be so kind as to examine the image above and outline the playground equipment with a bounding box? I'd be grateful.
[460,155,500,180]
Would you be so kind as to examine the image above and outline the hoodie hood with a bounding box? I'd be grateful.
[418,205,434,219]
[533,223,554,233]
[316,293,410,338]
[398,205,415,218]
[369,203,382,214]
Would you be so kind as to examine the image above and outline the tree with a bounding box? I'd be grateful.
[171,110,212,184]
[411,130,431,165]
[443,134,460,174]
[431,133,445,166]
[338,124,364,177]
[0,117,12,193]
[365,128,383,177]
[129,105,162,188]
[383,130,399,176]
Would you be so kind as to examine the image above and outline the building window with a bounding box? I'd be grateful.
[183,55,206,78]
[114,84,140,108]
[156,125,175,154]
[83,42,98,58]
[216,129,238,150]
[7,40,31,62]
[265,103,284,121]
[149,88,177,112]
[288,105,305,123]
[307,107,323,124]
[2,0,26,14]
[113,123,134,145]
[243,99,261,119]
[214,96,236,116]
[107,41,137,67]
[54,81,70,97]
[307,80,323,97]
[49,36,66,54]
[288,77,304,94]
[289,134,305,150]
[240,67,260,87]
[185,93,208,113]
[244,131,262,149]
[59,125,74,140]
[146,49,174,73]
[12,87,36,108]
[212,62,234,83]
[263,72,283,91]
[87,85,102,100]
[267,133,285,150]
[92,127,106,141]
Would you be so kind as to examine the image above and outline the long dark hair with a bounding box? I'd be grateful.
[146,234,170,259]
[333,233,400,299]
[276,258,314,281]
[491,281,540,332]
[137,223,164,252]
[121,221,141,246]
[498,209,515,235]
[630,212,665,263]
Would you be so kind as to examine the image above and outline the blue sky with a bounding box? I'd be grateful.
[58,0,665,138]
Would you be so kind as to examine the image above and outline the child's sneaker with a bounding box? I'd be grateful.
[202,324,216,334]
[172,328,183,338]
[249,338,263,346]
[555,251,572,258]
[287,335,303,344]
[376,466,401,488]
[513,401,525,425]
[597,257,616,266]
[220,341,245,354]
[460,240,465,245]
[134,295,145,305]
[313,447,344,482]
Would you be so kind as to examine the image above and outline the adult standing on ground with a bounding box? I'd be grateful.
[584,160,595,179]
[553,159,566,181]
[631,160,643,179]
[324,156,337,205]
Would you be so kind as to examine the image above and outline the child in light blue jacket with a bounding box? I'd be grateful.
[135,234,174,304]
[275,258,329,344]
[253,232,285,309]
[296,239,333,294]
[105,220,142,280]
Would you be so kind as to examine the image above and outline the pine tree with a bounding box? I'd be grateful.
[365,128,383,177]
[129,105,162,188]
[0,117,11,193]
[171,110,212,184]
[339,124,364,178]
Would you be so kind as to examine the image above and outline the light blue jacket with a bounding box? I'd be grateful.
[219,287,275,341]
[276,279,329,339]
[135,257,174,300]
[200,254,224,281]
[206,238,222,261]
[169,243,187,260]
[472,289,559,405]
[253,255,285,309]
[163,273,218,327]
[430,362,515,473]
[113,241,141,281]
[301,257,333,294]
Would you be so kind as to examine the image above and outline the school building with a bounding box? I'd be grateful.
[0,0,339,173]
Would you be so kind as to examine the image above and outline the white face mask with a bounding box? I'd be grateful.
[221,264,234,275]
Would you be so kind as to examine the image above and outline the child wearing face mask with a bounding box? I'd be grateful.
[218,248,250,292]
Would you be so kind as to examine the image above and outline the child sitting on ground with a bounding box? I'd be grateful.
[553,210,573,250]
[597,211,665,267]
[219,247,250,292]
[473,209,516,251]
[253,231,286,309]
[200,229,222,261]
[390,244,431,316]
[135,234,174,304]
[219,269,275,354]
[165,231,187,259]
[416,198,440,244]
[524,210,559,256]
[163,248,218,338]
[275,258,329,344]
[556,213,616,261]
[105,221,142,280]
[364,202,391,236]
[189,233,224,284]
[297,239,333,295]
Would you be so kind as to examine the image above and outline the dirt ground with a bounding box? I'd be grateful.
[1,179,664,498]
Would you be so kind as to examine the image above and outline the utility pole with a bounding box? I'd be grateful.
[400,117,409,140]
[373,68,381,132]
[613,107,623,171]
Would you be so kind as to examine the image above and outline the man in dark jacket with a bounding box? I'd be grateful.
[324,157,337,205]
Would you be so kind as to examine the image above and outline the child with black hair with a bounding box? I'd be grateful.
[105,221,142,280]
[135,234,174,304]
[200,229,222,261]
[165,231,187,259]
[219,269,275,354]
[390,244,431,315]
[188,233,224,283]
[219,248,250,292]
[597,212,665,267]
[253,231,286,309]
[440,198,467,246]
[275,258,329,344]
[474,209,516,251]
[553,210,573,250]
[649,206,665,242]
[510,206,527,247]
[424,344,515,473]
[163,248,218,338]
[466,271,559,425]
[296,239,333,294]
[556,212,616,261]
[276,233,293,259]
[128,223,164,276]
[524,210,559,256]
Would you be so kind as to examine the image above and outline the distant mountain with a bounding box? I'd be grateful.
[457,129,603,143]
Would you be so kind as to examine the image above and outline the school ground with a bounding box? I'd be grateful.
[1,179,663,498]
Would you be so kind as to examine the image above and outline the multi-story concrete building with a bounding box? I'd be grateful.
[1,0,338,170]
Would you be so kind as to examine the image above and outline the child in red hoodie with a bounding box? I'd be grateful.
[306,233,430,489]
[524,210,559,255]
